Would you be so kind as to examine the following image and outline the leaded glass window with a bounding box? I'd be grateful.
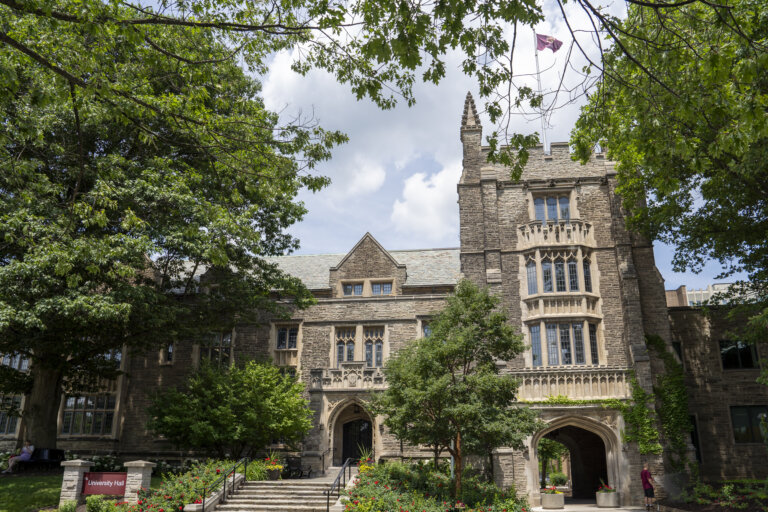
[534,198,546,225]
[365,342,373,367]
[542,259,553,293]
[546,197,558,221]
[559,197,570,221]
[335,327,355,366]
[530,325,542,367]
[343,283,363,296]
[573,323,585,364]
[200,332,232,366]
[731,406,767,443]
[61,394,116,435]
[372,283,392,295]
[554,259,566,292]
[589,323,599,364]
[277,327,299,349]
[568,257,579,291]
[526,261,538,295]
[546,324,559,365]
[0,395,21,435]
[559,324,572,365]
[583,259,593,293]
[364,327,384,367]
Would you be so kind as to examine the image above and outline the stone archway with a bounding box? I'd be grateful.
[530,414,624,504]
[328,399,374,466]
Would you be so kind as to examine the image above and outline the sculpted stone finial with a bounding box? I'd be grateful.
[461,92,482,131]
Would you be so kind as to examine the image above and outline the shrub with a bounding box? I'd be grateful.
[550,472,568,486]
[86,495,116,512]
[58,501,78,512]
[0,451,11,470]
[92,454,122,472]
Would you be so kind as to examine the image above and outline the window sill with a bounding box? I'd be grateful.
[58,435,118,441]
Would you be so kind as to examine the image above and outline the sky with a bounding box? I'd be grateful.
[260,2,737,292]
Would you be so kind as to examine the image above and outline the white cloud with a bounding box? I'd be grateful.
[391,163,462,244]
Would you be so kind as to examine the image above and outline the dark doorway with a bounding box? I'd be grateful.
[542,426,608,500]
[342,419,372,462]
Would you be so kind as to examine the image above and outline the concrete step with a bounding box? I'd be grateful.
[216,506,328,512]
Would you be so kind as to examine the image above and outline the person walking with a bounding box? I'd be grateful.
[641,463,655,510]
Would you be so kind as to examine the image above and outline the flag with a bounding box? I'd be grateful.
[536,34,563,53]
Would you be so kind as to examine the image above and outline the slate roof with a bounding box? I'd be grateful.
[268,248,461,290]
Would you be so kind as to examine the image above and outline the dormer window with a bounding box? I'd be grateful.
[343,283,363,296]
[372,282,392,295]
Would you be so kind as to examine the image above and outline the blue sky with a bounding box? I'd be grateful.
[261,4,739,292]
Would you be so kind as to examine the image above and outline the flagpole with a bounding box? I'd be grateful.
[533,30,548,154]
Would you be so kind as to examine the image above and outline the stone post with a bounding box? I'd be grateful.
[123,460,156,504]
[59,459,94,507]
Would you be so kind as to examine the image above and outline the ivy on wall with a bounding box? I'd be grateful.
[604,376,664,455]
[645,334,692,471]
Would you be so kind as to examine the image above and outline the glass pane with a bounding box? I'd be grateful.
[72,412,83,434]
[573,324,585,364]
[93,412,104,435]
[546,197,558,220]
[76,396,85,408]
[96,395,106,409]
[61,411,72,434]
[19,357,29,371]
[83,411,94,434]
[720,340,741,369]
[1,354,9,366]
[737,341,756,368]
[530,325,542,367]
[546,324,559,365]
[277,328,287,349]
[375,342,383,367]
[0,412,8,434]
[337,342,344,365]
[104,412,114,434]
[534,198,546,224]
[423,323,432,337]
[7,416,17,435]
[66,396,76,409]
[589,324,599,365]
[372,284,381,295]
[86,396,96,409]
[354,284,363,295]
[542,260,553,293]
[568,258,579,291]
[526,262,538,295]
[555,260,566,292]
[343,284,353,295]
[107,395,116,409]
[382,283,392,295]
[749,407,767,442]
[346,342,355,361]
[559,324,572,365]
[559,197,570,221]
[365,342,373,367]
[731,407,751,442]
[166,344,173,362]
[288,328,298,349]
[583,260,592,293]
[222,333,232,346]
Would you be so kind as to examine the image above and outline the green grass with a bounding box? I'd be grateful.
[0,474,164,512]
[0,474,63,512]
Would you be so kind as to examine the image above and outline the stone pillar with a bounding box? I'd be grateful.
[59,459,93,507]
[123,460,156,504]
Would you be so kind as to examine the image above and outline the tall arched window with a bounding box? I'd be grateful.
[365,341,373,367]
[554,258,566,292]
[567,257,579,291]
[346,341,355,362]
[526,260,538,295]
[583,258,593,293]
[542,258,553,293]
[375,341,383,367]
[336,341,344,366]
[558,197,570,221]
[335,327,356,366]
[534,197,546,225]
[546,197,558,221]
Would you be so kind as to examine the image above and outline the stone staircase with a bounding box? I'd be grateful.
[215,469,356,512]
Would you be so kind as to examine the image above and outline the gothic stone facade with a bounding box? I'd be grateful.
[2,94,767,505]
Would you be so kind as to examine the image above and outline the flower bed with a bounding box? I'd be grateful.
[342,460,528,512]
[660,480,768,512]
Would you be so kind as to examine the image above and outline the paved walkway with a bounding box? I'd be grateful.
[533,499,645,512]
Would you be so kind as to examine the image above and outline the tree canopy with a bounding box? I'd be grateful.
[571,0,768,344]
[371,279,541,496]
[0,18,339,446]
[148,360,313,457]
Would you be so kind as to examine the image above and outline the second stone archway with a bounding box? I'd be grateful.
[329,399,375,466]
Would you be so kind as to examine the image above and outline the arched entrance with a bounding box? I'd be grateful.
[330,400,374,465]
[543,426,608,499]
[530,415,622,504]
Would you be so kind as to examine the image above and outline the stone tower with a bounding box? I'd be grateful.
[457,93,670,504]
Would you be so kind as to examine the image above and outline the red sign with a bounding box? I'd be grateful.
[82,472,127,496]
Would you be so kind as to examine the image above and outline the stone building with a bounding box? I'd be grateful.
[1,93,767,504]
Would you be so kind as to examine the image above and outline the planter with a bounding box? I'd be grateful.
[596,491,619,508]
[267,468,281,481]
[541,493,565,509]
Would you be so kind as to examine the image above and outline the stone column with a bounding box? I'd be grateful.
[123,460,156,504]
[59,459,94,507]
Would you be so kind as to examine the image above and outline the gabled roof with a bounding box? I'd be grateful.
[268,247,461,290]
[331,232,405,271]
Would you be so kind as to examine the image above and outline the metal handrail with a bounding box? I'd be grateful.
[324,457,355,512]
[202,457,249,511]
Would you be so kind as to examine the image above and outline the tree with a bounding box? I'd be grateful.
[148,360,312,457]
[537,438,568,488]
[372,279,541,496]
[0,21,339,447]
[571,0,768,348]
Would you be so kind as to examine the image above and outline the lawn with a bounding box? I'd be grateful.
[0,474,163,512]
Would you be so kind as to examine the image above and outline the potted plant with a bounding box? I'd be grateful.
[265,451,283,481]
[596,480,619,508]
[541,486,564,509]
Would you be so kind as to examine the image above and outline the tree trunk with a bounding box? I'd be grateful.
[487,448,494,480]
[454,431,463,498]
[25,364,64,448]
